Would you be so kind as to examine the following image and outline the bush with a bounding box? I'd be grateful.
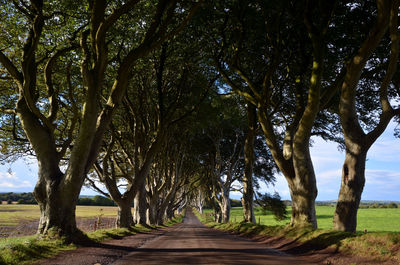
[256,192,287,221]
[388,203,398,208]
[370,203,380,208]
[230,199,242,207]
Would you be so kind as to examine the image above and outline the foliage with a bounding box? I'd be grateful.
[256,192,287,221]
[0,193,36,204]
[77,196,115,206]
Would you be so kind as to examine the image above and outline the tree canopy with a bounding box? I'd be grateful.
[0,0,399,237]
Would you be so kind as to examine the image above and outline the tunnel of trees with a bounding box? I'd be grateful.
[0,0,399,241]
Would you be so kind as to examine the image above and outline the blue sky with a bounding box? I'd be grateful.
[258,121,400,202]
[1,122,399,201]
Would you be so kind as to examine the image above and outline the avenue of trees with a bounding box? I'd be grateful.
[0,0,399,240]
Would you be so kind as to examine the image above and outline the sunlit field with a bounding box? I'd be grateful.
[0,204,119,238]
[205,206,400,232]
[0,204,118,226]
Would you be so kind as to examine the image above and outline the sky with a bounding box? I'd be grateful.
[1,122,399,202]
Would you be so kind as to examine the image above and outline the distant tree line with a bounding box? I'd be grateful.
[359,202,399,209]
[0,193,115,206]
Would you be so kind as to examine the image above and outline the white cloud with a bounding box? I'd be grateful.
[0,171,18,180]
[0,171,33,189]
[258,174,291,199]
[366,120,400,163]
[368,139,400,163]
[316,169,342,185]
[363,169,400,200]
[365,169,400,185]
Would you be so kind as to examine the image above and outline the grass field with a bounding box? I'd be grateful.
[207,206,400,232]
[0,204,117,226]
[0,204,119,238]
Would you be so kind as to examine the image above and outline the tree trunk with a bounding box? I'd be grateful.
[147,195,158,225]
[220,188,231,223]
[116,200,133,228]
[333,148,367,232]
[133,186,147,225]
[197,198,204,214]
[258,110,317,228]
[291,136,318,228]
[286,170,317,228]
[166,206,175,220]
[33,170,83,239]
[242,104,256,223]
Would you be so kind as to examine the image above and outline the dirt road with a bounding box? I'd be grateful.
[33,209,317,265]
[110,209,310,265]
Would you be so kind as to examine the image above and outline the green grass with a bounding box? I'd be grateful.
[197,207,400,263]
[0,236,76,265]
[221,206,400,232]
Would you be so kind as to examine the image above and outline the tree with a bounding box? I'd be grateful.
[0,0,200,239]
[86,32,213,227]
[203,0,337,228]
[242,104,257,223]
[256,192,288,221]
[333,0,400,232]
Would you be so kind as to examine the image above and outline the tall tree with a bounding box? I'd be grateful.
[205,0,337,228]
[334,0,400,232]
[0,0,200,239]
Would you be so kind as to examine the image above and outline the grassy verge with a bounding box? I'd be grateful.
[194,210,400,263]
[227,206,400,232]
[0,214,184,265]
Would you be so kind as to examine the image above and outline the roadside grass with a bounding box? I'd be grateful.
[196,207,400,263]
[0,236,76,265]
[0,212,184,265]
[228,206,400,232]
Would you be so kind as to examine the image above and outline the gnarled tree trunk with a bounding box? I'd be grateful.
[333,150,367,232]
[34,173,81,237]
[116,199,134,228]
